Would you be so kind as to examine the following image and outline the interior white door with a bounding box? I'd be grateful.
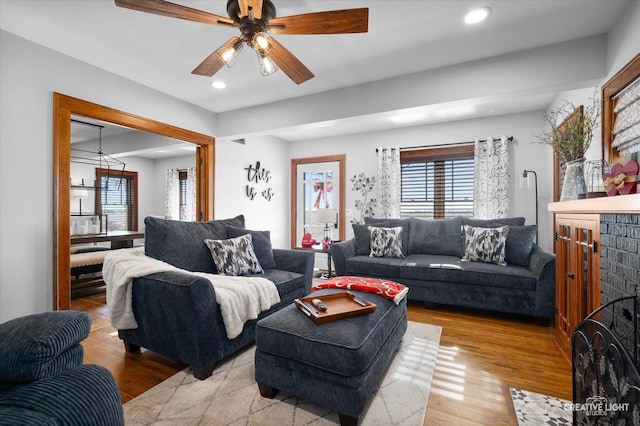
[296,161,341,246]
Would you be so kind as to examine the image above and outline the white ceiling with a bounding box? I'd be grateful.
[1,0,633,147]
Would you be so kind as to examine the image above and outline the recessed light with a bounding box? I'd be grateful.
[211,81,226,89]
[464,6,491,24]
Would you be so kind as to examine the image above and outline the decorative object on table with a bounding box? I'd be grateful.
[583,159,610,198]
[603,159,639,196]
[351,172,377,224]
[315,208,337,249]
[301,232,317,248]
[560,157,588,201]
[534,96,599,201]
[520,169,538,243]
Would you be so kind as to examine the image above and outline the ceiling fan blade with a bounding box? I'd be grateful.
[192,37,241,76]
[115,0,236,26]
[269,8,368,35]
[269,38,314,84]
[238,0,263,20]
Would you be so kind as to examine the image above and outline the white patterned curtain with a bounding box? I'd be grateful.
[473,136,510,219]
[377,147,401,218]
[185,167,197,221]
[165,168,180,220]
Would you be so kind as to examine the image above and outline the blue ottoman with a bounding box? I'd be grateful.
[255,288,408,426]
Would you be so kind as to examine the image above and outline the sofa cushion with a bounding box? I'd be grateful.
[364,217,410,256]
[204,234,264,276]
[460,261,537,290]
[408,216,464,257]
[144,215,244,273]
[227,226,276,269]
[352,222,389,255]
[505,225,537,267]
[461,216,525,227]
[400,254,463,283]
[462,225,508,266]
[368,226,405,258]
[345,255,406,279]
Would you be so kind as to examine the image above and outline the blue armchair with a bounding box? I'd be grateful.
[0,311,124,425]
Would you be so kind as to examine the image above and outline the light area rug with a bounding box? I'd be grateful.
[123,321,441,425]
[510,388,572,426]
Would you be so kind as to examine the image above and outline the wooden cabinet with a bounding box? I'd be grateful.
[553,213,601,362]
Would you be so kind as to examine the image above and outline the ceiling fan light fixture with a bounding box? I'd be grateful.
[257,52,278,76]
[221,39,244,67]
[252,31,274,55]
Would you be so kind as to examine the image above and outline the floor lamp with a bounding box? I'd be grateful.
[521,170,538,243]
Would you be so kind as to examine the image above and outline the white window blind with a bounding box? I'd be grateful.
[612,75,640,156]
[401,148,474,219]
[100,175,133,231]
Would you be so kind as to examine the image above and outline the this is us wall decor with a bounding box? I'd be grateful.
[245,160,274,201]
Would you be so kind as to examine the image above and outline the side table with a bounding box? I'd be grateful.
[293,243,338,278]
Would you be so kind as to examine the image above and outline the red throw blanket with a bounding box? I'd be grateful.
[312,276,408,305]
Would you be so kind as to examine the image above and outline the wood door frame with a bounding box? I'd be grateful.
[290,155,346,248]
[53,93,215,311]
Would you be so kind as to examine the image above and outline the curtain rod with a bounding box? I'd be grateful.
[71,118,105,129]
[376,136,513,152]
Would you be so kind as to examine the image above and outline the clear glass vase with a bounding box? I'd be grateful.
[560,157,587,201]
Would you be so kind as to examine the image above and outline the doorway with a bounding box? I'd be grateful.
[53,93,215,310]
[290,155,346,248]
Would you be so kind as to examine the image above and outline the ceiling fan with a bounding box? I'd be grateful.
[114,0,369,84]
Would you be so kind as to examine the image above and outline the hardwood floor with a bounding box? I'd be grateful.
[72,292,571,425]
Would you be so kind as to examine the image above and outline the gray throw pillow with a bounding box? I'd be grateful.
[227,226,276,269]
[364,217,410,255]
[368,226,405,258]
[352,222,389,255]
[144,215,245,273]
[462,225,509,266]
[204,234,264,276]
[505,225,537,267]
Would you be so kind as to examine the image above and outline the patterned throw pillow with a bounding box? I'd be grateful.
[204,234,264,276]
[462,225,509,266]
[368,226,405,258]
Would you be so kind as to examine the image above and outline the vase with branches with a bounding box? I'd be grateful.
[534,95,599,200]
[534,96,599,163]
[351,173,377,224]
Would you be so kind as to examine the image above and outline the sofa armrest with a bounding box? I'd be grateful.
[0,311,91,383]
[272,249,314,292]
[528,245,556,318]
[330,239,356,276]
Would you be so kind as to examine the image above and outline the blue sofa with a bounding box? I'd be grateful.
[0,311,124,425]
[330,216,556,320]
[117,216,315,379]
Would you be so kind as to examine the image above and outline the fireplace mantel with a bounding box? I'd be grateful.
[548,194,640,214]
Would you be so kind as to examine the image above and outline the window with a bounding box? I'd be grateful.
[179,170,188,221]
[400,145,474,219]
[95,168,138,231]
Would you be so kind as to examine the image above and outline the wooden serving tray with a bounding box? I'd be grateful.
[294,291,377,324]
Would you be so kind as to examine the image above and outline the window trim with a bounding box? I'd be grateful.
[400,144,475,219]
[95,168,139,231]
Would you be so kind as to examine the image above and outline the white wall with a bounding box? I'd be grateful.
[289,111,556,251]
[214,136,291,249]
[606,0,640,79]
[0,31,217,322]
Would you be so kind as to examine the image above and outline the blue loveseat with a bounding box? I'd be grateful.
[116,215,315,380]
[330,216,556,320]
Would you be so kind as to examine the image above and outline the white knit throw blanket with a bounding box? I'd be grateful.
[103,249,280,339]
